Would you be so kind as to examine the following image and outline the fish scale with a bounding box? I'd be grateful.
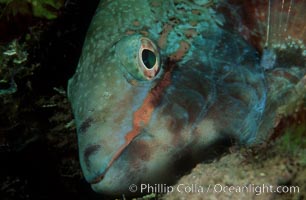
[67,0,306,196]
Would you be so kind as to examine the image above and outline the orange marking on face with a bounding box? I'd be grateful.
[92,66,174,183]
[184,29,198,39]
[191,9,201,15]
[158,24,173,49]
[150,0,161,7]
[126,30,136,35]
[133,20,140,26]
[140,30,149,37]
[169,41,190,61]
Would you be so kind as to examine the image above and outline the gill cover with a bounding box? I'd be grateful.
[115,35,160,81]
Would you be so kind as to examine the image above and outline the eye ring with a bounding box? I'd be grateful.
[115,35,161,81]
[138,37,160,80]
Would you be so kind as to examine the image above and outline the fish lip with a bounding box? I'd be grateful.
[87,128,148,185]
[87,137,133,185]
[89,171,106,184]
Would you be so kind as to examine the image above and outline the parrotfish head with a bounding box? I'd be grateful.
[68,30,266,195]
[66,0,306,196]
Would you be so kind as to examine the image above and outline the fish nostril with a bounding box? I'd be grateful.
[83,144,102,171]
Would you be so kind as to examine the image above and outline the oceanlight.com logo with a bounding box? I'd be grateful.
[128,183,300,196]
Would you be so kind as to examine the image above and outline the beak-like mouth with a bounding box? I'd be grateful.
[89,172,105,184]
[86,132,140,184]
[88,144,127,184]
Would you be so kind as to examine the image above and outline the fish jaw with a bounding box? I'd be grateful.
[87,111,221,195]
[89,133,175,195]
[70,77,155,184]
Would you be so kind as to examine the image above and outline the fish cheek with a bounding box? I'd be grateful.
[126,139,152,171]
[124,137,174,184]
[160,103,188,145]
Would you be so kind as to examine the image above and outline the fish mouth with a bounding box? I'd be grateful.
[89,171,106,184]
[88,144,127,184]
[87,137,136,184]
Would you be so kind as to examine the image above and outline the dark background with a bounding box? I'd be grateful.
[0,0,114,199]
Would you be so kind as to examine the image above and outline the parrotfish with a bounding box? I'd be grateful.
[67,0,306,195]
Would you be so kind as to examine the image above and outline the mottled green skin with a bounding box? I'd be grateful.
[67,0,305,196]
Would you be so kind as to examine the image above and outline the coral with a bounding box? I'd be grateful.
[0,1,101,199]
[0,40,28,95]
[30,0,64,19]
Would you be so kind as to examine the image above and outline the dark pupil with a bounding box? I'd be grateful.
[142,49,156,69]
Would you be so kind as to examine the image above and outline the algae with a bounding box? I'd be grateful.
[0,0,64,19]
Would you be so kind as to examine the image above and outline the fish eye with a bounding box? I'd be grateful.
[138,37,160,80]
[115,35,160,81]
[142,49,156,69]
